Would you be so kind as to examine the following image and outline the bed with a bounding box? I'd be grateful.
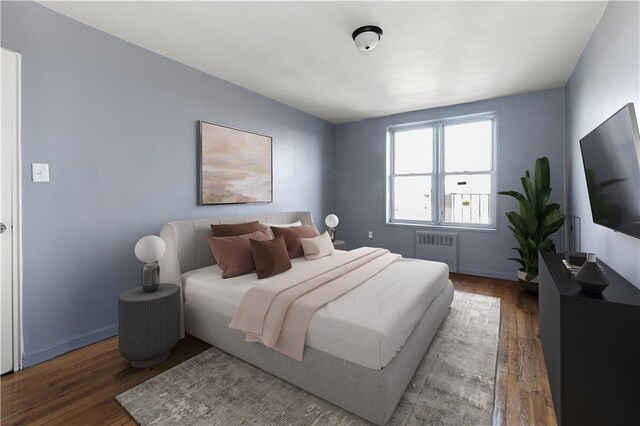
[159,211,454,425]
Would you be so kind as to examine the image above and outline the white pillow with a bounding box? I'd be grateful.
[261,220,303,228]
[300,231,335,260]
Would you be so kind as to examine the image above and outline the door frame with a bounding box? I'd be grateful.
[2,48,23,371]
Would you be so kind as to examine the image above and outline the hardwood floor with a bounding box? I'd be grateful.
[1,274,557,425]
[453,274,557,426]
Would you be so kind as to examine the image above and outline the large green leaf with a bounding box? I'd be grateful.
[535,157,550,191]
[542,208,564,223]
[536,188,551,216]
[521,176,535,204]
[509,226,527,248]
[541,203,561,218]
[506,211,528,236]
[519,201,538,234]
[508,257,526,268]
[539,220,565,241]
[539,210,565,239]
[498,190,526,203]
[510,228,531,256]
[538,238,553,253]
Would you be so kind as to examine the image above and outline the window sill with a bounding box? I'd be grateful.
[385,221,497,233]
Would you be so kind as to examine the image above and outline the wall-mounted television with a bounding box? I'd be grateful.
[580,103,640,239]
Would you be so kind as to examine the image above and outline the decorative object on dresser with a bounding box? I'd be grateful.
[539,253,640,425]
[198,121,272,205]
[499,156,565,292]
[574,253,609,294]
[134,235,166,293]
[116,291,500,426]
[563,251,587,270]
[332,239,346,250]
[324,213,339,241]
[118,284,181,368]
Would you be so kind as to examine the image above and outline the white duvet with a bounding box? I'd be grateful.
[182,251,451,369]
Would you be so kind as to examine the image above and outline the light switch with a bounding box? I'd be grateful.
[31,163,49,182]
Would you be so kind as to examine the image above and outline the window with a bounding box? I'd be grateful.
[387,114,496,228]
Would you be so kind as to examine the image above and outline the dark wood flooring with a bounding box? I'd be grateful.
[1,274,556,425]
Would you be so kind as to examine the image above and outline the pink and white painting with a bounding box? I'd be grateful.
[199,121,272,204]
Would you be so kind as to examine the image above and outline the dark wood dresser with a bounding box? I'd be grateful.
[539,253,640,425]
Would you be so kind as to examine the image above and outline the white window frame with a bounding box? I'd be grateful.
[386,112,497,230]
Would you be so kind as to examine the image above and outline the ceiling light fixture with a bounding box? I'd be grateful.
[352,25,383,52]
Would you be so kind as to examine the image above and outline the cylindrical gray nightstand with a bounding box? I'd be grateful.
[333,239,346,250]
[118,283,180,368]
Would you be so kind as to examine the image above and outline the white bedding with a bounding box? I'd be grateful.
[182,250,451,369]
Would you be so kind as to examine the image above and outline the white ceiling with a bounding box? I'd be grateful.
[40,1,607,124]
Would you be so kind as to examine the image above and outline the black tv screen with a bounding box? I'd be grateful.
[580,103,640,239]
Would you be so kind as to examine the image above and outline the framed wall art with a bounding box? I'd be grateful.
[198,121,273,205]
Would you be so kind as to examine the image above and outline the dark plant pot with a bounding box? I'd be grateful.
[517,270,539,293]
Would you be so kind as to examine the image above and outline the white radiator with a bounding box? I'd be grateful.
[415,231,458,273]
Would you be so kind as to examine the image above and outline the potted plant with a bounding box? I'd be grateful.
[499,157,565,292]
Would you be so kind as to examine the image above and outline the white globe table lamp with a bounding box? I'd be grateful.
[134,235,166,292]
[325,214,339,241]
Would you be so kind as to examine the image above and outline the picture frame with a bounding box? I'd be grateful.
[198,121,273,205]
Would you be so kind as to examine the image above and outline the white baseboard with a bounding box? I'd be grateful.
[23,323,117,367]
[457,267,518,282]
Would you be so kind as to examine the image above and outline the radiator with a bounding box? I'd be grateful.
[415,231,458,273]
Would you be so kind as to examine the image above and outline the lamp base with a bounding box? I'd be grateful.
[328,228,336,242]
[142,263,160,292]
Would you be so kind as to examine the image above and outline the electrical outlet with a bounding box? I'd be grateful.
[368,231,373,239]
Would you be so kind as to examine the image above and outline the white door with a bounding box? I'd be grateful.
[1,49,20,374]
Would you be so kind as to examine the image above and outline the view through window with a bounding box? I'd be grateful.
[388,114,495,228]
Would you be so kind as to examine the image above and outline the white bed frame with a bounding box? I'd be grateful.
[159,211,454,424]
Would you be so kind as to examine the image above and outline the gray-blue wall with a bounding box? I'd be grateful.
[1,1,335,366]
[7,0,638,368]
[335,89,566,280]
[566,1,640,288]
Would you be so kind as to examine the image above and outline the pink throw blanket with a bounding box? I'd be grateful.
[229,247,400,361]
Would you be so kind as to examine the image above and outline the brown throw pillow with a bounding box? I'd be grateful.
[210,221,261,237]
[206,230,271,278]
[250,235,292,279]
[270,224,320,259]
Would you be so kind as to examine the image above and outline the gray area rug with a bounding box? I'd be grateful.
[117,291,500,425]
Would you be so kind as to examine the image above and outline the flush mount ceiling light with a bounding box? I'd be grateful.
[352,25,383,52]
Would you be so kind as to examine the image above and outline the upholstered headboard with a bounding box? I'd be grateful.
[159,211,314,337]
